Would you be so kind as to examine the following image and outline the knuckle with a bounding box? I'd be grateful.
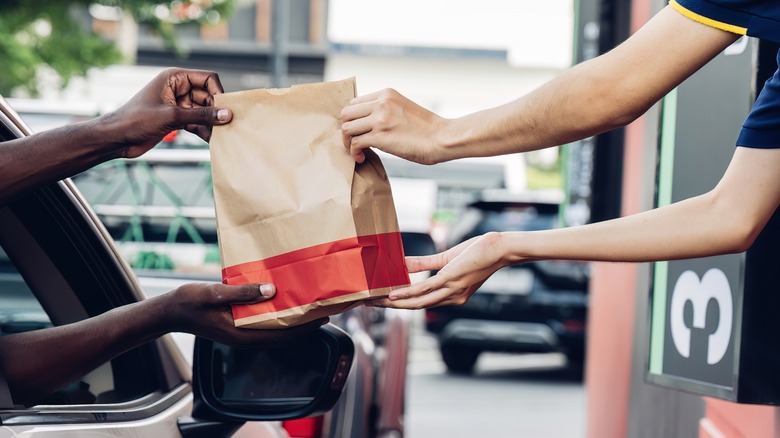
[198,106,214,121]
[167,73,183,89]
[206,283,225,304]
[380,88,397,99]
[202,71,224,93]
[351,136,367,150]
[376,98,393,112]
[161,67,180,79]
[241,285,260,301]
[207,71,220,82]
[374,111,392,128]
[165,105,182,124]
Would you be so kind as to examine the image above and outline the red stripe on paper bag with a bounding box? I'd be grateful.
[224,232,409,320]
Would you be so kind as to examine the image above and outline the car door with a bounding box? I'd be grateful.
[0,158,192,437]
[0,98,287,438]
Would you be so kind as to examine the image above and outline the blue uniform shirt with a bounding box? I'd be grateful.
[671,0,780,148]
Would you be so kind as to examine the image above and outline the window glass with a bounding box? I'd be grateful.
[0,246,51,334]
[0,243,123,405]
[0,109,163,408]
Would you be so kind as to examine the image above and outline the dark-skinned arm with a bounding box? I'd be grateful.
[0,283,325,406]
[0,67,233,207]
[0,68,319,406]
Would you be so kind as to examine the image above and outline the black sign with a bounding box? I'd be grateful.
[648,37,780,403]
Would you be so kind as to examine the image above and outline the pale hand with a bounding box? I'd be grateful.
[369,232,512,309]
[340,88,447,165]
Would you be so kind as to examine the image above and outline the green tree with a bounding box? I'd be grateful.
[0,0,234,96]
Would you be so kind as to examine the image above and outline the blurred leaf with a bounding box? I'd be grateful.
[0,0,235,96]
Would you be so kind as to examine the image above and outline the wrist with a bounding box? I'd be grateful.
[434,117,467,163]
[139,293,177,337]
[55,112,132,164]
[90,111,136,159]
[498,231,535,265]
[95,296,171,351]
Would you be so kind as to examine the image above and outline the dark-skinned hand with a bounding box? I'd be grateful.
[105,67,233,159]
[162,282,328,348]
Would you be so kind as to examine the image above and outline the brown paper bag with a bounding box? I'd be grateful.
[209,78,410,329]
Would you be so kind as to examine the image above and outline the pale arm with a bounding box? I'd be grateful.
[375,147,780,309]
[341,6,740,164]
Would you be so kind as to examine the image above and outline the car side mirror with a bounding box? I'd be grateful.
[192,324,354,422]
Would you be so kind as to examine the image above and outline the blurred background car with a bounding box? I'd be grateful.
[424,191,590,375]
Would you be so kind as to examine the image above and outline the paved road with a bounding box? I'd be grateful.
[406,330,586,438]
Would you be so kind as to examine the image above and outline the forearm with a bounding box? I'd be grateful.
[504,193,760,265]
[0,294,168,406]
[434,7,738,161]
[0,112,129,206]
[504,147,780,263]
[434,62,637,160]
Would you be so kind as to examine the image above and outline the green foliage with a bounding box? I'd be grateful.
[0,0,235,96]
[526,165,563,190]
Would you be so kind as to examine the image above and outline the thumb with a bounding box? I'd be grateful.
[219,283,276,305]
[175,106,232,127]
[352,149,366,164]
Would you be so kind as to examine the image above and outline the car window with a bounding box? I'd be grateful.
[0,244,130,405]
[450,206,558,245]
[0,246,51,334]
[0,104,174,411]
[477,209,557,234]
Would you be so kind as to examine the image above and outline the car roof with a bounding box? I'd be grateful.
[469,189,562,214]
[5,97,101,117]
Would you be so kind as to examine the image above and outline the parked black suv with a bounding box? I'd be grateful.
[425,194,590,375]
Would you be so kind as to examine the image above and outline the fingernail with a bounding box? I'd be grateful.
[217,108,231,122]
[259,283,276,298]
